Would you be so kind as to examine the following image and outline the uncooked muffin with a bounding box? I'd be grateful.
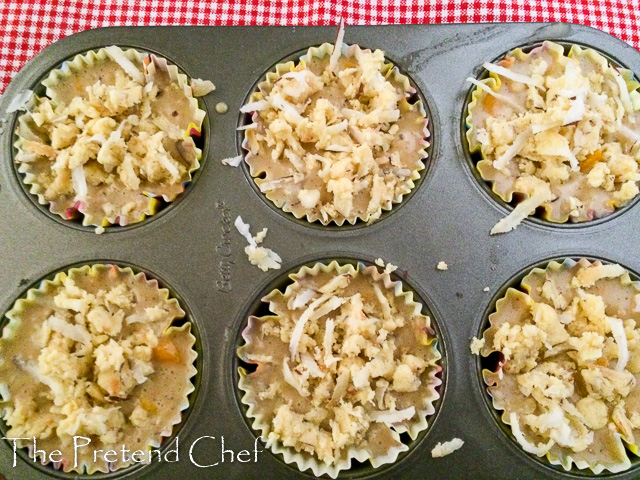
[242,38,429,226]
[476,258,640,473]
[0,264,197,473]
[14,46,206,227]
[238,261,441,477]
[466,41,640,233]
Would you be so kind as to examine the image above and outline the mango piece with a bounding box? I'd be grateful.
[153,337,180,362]
[580,149,602,173]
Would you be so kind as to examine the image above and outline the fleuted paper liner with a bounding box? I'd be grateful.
[0,264,198,474]
[479,258,640,474]
[242,42,430,226]
[237,261,442,478]
[14,46,206,227]
[465,41,640,224]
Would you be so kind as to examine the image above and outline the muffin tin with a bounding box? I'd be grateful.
[1,22,640,480]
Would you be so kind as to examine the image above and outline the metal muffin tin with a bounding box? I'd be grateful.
[1,22,640,480]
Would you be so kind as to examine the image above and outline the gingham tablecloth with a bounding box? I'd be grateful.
[0,0,639,94]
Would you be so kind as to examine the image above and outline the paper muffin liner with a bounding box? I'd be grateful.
[242,42,430,226]
[0,264,198,474]
[14,46,206,228]
[237,261,442,477]
[465,41,640,224]
[479,258,640,474]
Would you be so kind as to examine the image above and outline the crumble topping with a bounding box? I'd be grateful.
[234,216,282,271]
[431,438,464,458]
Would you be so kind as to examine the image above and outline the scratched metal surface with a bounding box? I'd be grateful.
[0,23,640,480]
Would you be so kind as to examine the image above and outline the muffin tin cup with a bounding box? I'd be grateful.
[474,255,640,478]
[1,23,640,479]
[233,257,446,478]
[10,45,210,233]
[240,42,431,227]
[462,40,640,230]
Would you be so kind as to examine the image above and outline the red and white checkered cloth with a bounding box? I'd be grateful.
[1,0,638,94]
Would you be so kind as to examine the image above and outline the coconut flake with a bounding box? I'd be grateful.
[493,128,531,171]
[490,185,552,235]
[289,295,346,357]
[374,380,388,409]
[323,318,338,366]
[370,406,416,424]
[563,91,586,125]
[329,18,345,73]
[125,314,147,324]
[326,144,352,152]
[431,438,465,458]
[300,353,324,378]
[319,274,351,295]
[562,146,580,172]
[607,316,629,371]
[71,165,88,201]
[234,216,256,246]
[240,100,269,113]
[282,358,308,396]
[278,151,302,174]
[157,153,180,178]
[191,78,215,97]
[270,93,304,123]
[6,89,33,113]
[483,62,542,88]
[105,46,144,84]
[510,412,554,455]
[48,315,91,345]
[258,174,303,192]
[619,124,640,144]
[352,364,370,389]
[222,155,243,167]
[467,77,524,112]
[236,123,257,131]
[292,289,316,309]
[331,369,350,403]
[289,294,337,358]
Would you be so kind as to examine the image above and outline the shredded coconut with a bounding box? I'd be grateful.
[234,216,282,272]
[221,155,243,167]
